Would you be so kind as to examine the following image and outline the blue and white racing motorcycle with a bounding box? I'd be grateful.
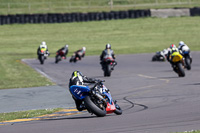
[181,46,192,70]
[69,80,122,117]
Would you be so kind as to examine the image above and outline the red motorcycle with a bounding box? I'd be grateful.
[102,57,116,77]
[55,50,66,64]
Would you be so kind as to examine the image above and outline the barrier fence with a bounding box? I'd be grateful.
[0,9,150,25]
[0,7,200,25]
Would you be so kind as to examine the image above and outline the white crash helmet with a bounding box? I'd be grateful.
[82,47,86,51]
[41,41,46,46]
[179,41,185,46]
[65,45,68,48]
[106,43,111,49]
[40,41,47,49]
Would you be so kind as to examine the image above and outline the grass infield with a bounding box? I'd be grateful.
[0,16,200,89]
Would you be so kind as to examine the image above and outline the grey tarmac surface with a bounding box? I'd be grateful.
[1,52,200,133]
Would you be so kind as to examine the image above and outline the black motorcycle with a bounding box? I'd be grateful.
[181,50,192,70]
[55,50,65,64]
[152,50,168,62]
[38,49,48,65]
[101,57,116,77]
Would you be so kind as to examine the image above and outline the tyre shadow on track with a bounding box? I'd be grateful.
[185,83,200,85]
[157,76,179,79]
[42,114,117,121]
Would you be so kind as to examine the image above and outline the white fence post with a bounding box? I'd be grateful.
[29,3,31,14]
[109,0,113,10]
[8,3,10,14]
[49,2,52,11]
[155,0,158,5]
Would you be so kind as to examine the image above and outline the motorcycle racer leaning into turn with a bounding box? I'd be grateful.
[167,44,184,69]
[74,47,86,60]
[68,71,109,111]
[100,43,117,70]
[178,41,192,63]
[56,44,69,59]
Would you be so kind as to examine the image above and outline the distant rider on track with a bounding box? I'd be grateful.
[56,44,69,59]
[167,44,184,70]
[37,41,50,59]
[71,47,86,61]
[100,43,117,70]
[178,41,192,63]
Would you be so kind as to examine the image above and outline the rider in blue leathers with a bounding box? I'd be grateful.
[68,71,96,111]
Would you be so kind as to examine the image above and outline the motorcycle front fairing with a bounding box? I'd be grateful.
[69,85,90,100]
[103,92,116,114]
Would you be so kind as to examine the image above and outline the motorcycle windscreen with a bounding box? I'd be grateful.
[103,92,113,104]
[69,85,90,100]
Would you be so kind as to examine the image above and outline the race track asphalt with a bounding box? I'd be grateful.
[1,52,200,133]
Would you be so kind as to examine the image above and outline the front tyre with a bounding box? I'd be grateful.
[114,103,122,115]
[39,55,45,65]
[84,96,106,117]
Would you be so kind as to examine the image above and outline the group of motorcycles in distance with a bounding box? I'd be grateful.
[38,48,84,65]
[37,46,116,77]
[152,43,192,77]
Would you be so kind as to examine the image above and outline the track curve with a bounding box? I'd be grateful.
[1,52,200,133]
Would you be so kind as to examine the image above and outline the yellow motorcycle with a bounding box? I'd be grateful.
[170,52,185,77]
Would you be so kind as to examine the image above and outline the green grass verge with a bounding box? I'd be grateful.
[0,108,62,122]
[0,16,200,89]
[0,0,200,15]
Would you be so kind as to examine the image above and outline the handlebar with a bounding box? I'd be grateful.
[89,79,105,90]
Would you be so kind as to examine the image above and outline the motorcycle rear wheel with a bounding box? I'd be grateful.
[84,96,106,117]
[104,65,111,77]
[185,57,191,70]
[177,62,185,77]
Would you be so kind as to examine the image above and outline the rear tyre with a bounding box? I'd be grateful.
[84,96,106,117]
[177,62,185,77]
[185,57,191,70]
[105,65,111,77]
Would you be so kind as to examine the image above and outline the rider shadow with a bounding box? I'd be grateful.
[193,83,200,85]
[186,83,200,86]
[157,76,180,79]
[90,76,105,79]
[43,114,110,121]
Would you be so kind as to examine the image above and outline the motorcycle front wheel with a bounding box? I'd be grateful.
[55,55,61,63]
[114,103,122,115]
[84,96,106,117]
[39,55,45,65]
